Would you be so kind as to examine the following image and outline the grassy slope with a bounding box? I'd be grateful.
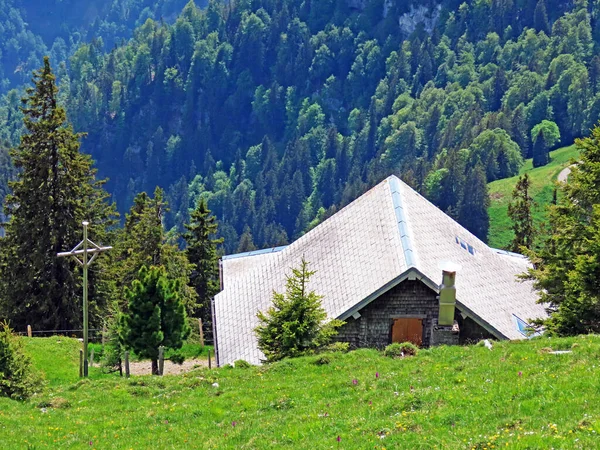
[487,145,579,249]
[1,337,600,449]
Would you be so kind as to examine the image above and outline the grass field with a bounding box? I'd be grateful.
[487,145,579,249]
[1,335,600,449]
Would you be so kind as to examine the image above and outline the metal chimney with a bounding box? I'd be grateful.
[438,262,461,326]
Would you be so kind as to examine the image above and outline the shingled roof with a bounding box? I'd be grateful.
[213,175,547,365]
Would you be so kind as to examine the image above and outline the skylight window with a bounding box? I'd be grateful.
[455,236,475,255]
[513,315,542,338]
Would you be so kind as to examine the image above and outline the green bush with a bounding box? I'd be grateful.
[383,342,419,358]
[233,359,252,369]
[313,355,330,365]
[322,342,350,353]
[170,353,185,365]
[0,322,43,400]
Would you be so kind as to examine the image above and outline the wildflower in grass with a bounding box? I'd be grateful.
[352,379,358,385]
[337,435,341,442]
[376,372,379,378]
[518,371,522,377]
[232,421,237,427]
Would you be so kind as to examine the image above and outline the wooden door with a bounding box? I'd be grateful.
[392,318,423,346]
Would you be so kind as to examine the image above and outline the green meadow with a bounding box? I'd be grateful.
[487,145,579,249]
[1,335,599,449]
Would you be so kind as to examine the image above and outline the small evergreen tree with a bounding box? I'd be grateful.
[183,198,223,335]
[255,259,344,363]
[120,266,190,375]
[508,174,536,252]
[0,322,42,400]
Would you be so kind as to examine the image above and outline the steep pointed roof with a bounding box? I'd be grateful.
[214,176,546,365]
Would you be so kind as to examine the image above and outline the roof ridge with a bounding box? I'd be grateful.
[388,176,416,268]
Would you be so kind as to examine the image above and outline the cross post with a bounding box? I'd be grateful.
[58,221,112,377]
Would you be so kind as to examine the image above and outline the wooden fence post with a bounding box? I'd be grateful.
[79,349,83,378]
[208,349,212,369]
[158,346,165,376]
[27,325,32,338]
[90,348,95,366]
[198,318,205,347]
[124,351,130,378]
[101,324,107,346]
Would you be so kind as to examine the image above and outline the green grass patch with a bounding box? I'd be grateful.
[488,145,579,249]
[1,335,600,448]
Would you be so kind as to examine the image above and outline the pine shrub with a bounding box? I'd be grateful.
[0,322,42,400]
[383,342,419,358]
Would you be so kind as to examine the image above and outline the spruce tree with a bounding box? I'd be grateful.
[534,0,550,34]
[458,164,490,242]
[183,199,223,334]
[120,266,190,375]
[508,174,535,252]
[255,259,343,363]
[532,129,550,167]
[0,57,117,331]
[237,226,257,253]
[111,187,196,313]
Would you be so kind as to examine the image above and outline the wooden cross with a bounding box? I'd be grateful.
[58,221,112,377]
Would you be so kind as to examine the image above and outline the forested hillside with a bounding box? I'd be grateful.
[1,0,600,252]
[0,0,196,94]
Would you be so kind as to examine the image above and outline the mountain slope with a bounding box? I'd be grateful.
[487,145,579,249]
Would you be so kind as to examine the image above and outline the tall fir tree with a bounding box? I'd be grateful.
[237,225,257,253]
[458,164,490,242]
[534,0,550,34]
[0,57,117,331]
[532,129,550,167]
[111,187,196,314]
[120,266,190,375]
[507,174,535,252]
[183,199,223,335]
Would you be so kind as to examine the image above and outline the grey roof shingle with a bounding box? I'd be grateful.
[214,175,547,365]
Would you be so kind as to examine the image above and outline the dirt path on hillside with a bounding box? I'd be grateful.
[558,164,576,183]
[127,358,208,376]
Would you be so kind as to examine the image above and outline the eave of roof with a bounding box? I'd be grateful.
[336,266,507,340]
[222,245,288,261]
[337,267,437,320]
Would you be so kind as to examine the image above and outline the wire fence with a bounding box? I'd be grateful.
[15,326,214,346]
[16,328,105,342]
